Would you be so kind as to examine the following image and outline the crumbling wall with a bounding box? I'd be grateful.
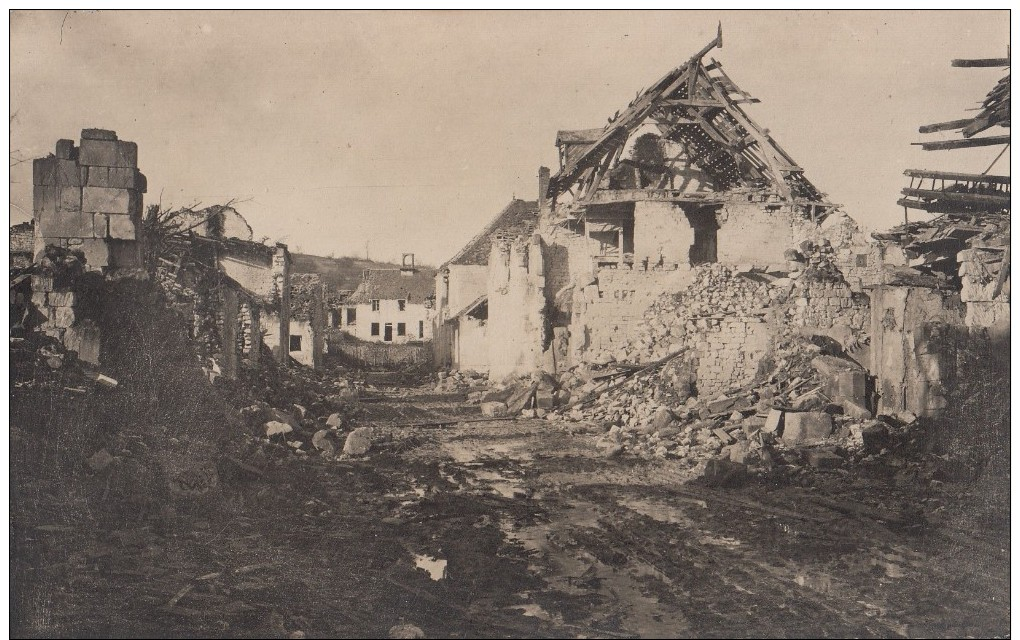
[958,247,1010,339]
[445,264,488,316]
[486,234,546,379]
[570,267,692,365]
[695,317,772,397]
[716,201,814,268]
[870,285,965,417]
[632,201,695,268]
[33,129,146,272]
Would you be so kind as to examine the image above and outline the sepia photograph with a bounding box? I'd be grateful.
[8,9,1011,638]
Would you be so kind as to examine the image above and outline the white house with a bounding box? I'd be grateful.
[340,255,435,344]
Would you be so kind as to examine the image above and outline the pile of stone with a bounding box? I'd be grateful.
[551,330,896,478]
[436,370,489,393]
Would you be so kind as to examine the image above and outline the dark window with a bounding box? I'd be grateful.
[384,323,393,342]
[398,299,406,311]
[371,300,380,312]
[289,335,302,352]
[397,322,406,336]
[346,307,356,324]
[330,311,340,328]
[418,321,424,338]
[370,322,380,336]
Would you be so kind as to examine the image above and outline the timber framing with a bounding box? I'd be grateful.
[546,26,831,217]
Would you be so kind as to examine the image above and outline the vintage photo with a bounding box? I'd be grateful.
[9,10,1010,638]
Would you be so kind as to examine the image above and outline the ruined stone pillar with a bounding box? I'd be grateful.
[33,129,146,271]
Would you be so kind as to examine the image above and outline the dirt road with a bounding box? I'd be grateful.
[11,389,1010,638]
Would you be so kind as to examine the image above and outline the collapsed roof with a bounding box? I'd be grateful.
[546,26,829,213]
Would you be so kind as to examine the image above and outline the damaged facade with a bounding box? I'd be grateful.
[866,54,1010,417]
[436,30,879,389]
[19,129,326,376]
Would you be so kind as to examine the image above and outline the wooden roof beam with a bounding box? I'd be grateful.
[904,169,1011,184]
[951,58,1010,67]
[901,187,1011,207]
[919,118,975,134]
[914,135,1011,151]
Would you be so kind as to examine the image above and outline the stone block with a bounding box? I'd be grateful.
[782,412,833,446]
[55,159,82,187]
[58,187,82,212]
[81,128,118,141]
[55,139,76,160]
[78,139,137,168]
[107,214,139,240]
[63,319,100,365]
[48,290,76,307]
[31,291,47,307]
[38,210,94,238]
[480,402,508,417]
[34,185,57,215]
[841,398,873,420]
[93,214,109,238]
[33,157,56,186]
[535,390,555,409]
[79,238,111,270]
[86,166,145,191]
[82,186,132,214]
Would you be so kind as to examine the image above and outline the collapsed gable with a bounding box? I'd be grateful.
[547,26,829,216]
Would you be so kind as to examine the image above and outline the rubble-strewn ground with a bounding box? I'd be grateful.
[11,371,1010,639]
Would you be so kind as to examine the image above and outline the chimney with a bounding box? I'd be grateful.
[538,166,551,211]
[401,253,416,276]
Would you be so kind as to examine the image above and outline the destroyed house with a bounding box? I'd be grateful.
[438,29,874,379]
[867,53,1010,417]
[342,255,436,344]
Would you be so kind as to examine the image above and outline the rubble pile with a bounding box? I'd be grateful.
[436,369,489,393]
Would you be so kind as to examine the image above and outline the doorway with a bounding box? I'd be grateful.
[384,323,393,342]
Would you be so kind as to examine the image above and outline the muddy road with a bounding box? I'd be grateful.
[12,389,1010,638]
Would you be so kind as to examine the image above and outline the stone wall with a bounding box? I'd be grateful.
[716,201,814,268]
[632,201,694,268]
[33,129,146,271]
[870,285,965,417]
[958,246,1010,339]
[486,234,546,380]
[695,316,772,397]
[570,267,692,365]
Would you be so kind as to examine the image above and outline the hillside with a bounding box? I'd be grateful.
[290,253,414,292]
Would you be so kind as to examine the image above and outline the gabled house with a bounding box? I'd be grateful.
[436,28,874,379]
[433,199,539,370]
[341,254,435,344]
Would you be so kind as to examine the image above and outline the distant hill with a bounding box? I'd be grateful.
[290,253,434,293]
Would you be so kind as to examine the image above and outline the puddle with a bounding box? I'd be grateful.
[508,603,556,621]
[414,554,448,580]
[620,497,698,526]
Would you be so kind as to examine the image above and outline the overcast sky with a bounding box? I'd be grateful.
[10,10,1009,265]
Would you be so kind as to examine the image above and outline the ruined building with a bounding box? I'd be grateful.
[25,129,324,374]
[436,29,877,384]
[867,54,1010,417]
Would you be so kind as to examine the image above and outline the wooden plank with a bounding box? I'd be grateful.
[991,246,1010,299]
[918,118,974,134]
[951,58,1011,67]
[903,169,1011,184]
[900,187,1011,206]
[916,135,1011,151]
